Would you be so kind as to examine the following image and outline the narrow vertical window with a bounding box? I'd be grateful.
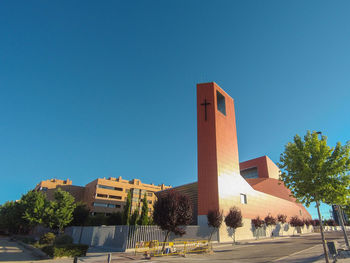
[216,91,226,116]
[240,193,247,204]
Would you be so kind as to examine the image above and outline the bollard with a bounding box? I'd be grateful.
[73,256,78,263]
[107,253,112,263]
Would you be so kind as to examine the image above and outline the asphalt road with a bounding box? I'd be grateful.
[146,231,349,263]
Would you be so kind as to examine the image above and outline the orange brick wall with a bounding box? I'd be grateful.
[196,82,311,225]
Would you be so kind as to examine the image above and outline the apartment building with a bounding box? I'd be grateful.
[35,177,171,216]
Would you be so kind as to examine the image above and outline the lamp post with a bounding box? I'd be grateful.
[316,131,330,263]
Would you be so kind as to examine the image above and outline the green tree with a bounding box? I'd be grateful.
[130,209,139,225]
[20,190,49,228]
[107,212,123,225]
[122,191,132,225]
[278,131,350,262]
[0,201,28,234]
[137,193,149,225]
[70,202,90,226]
[46,188,76,233]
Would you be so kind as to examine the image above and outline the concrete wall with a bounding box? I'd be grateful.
[65,225,217,251]
[65,225,129,252]
[218,219,314,242]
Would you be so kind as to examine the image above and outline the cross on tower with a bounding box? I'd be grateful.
[200,98,211,121]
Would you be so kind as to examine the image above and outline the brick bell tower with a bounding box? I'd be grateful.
[197,82,240,224]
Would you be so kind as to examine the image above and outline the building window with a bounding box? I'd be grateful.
[107,204,116,208]
[216,91,226,116]
[109,195,122,200]
[97,185,123,191]
[97,185,114,190]
[241,167,258,179]
[147,193,153,197]
[240,193,247,204]
[148,200,152,204]
[93,202,108,207]
[96,194,108,198]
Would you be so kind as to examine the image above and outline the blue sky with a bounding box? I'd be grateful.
[1,1,349,219]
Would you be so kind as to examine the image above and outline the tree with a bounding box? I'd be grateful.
[20,190,49,228]
[46,188,76,233]
[138,193,149,225]
[123,191,132,225]
[153,190,192,250]
[264,214,277,237]
[278,131,350,263]
[70,203,90,226]
[130,209,139,225]
[107,212,123,225]
[207,209,223,242]
[0,201,28,234]
[224,207,243,244]
[289,216,303,235]
[277,214,287,236]
[251,216,265,239]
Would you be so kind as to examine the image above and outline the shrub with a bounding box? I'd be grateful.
[39,232,56,245]
[54,234,73,245]
[289,216,303,227]
[42,244,89,258]
[277,214,287,224]
[251,216,265,228]
[264,215,277,227]
[304,219,311,227]
[311,219,320,226]
[325,219,337,226]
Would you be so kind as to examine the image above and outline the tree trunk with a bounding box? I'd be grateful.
[316,201,329,263]
[337,206,349,248]
[162,231,170,253]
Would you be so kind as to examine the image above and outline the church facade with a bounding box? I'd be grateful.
[160,82,312,242]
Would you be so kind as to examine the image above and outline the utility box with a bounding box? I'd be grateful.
[327,241,338,255]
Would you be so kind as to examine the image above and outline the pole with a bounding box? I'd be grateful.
[337,205,350,248]
[316,201,330,263]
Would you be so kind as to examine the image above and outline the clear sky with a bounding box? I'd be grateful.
[1,1,349,219]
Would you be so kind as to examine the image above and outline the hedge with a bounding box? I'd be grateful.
[42,244,89,258]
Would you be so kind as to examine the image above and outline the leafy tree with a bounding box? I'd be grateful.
[130,209,139,225]
[70,203,90,226]
[251,216,265,239]
[264,214,277,237]
[224,207,243,244]
[304,218,311,228]
[153,190,192,249]
[122,191,132,225]
[46,188,76,233]
[207,209,223,242]
[278,131,350,263]
[86,214,107,226]
[137,194,149,225]
[277,214,287,236]
[107,212,123,225]
[21,190,49,228]
[0,201,28,234]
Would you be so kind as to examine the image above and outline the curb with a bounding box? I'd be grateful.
[16,240,50,259]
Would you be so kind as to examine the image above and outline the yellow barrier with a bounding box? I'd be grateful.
[135,240,210,257]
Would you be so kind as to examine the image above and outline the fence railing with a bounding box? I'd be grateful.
[134,240,210,256]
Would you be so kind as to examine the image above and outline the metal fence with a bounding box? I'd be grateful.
[65,225,215,251]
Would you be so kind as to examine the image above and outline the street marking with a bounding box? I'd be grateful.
[272,244,320,262]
